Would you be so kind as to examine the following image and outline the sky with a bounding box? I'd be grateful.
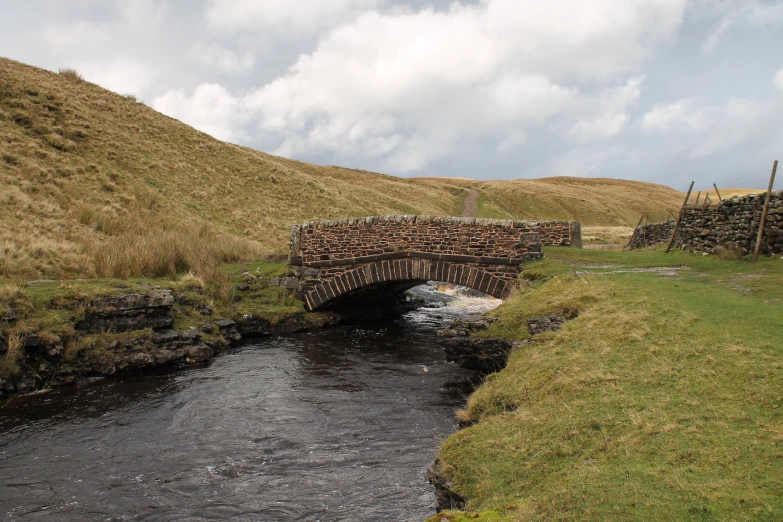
[1,0,782,190]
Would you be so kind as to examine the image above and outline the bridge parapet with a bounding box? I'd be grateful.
[288,215,581,311]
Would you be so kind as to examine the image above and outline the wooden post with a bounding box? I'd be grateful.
[752,160,778,262]
[694,191,701,205]
[667,210,677,221]
[665,181,695,253]
[713,184,723,202]
[704,194,711,207]
[625,214,646,250]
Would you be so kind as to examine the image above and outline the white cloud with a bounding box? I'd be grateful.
[496,132,526,155]
[635,91,783,162]
[567,76,644,142]
[690,99,765,158]
[640,98,709,133]
[152,83,251,142]
[38,21,112,52]
[203,0,381,35]
[775,67,783,92]
[700,0,783,53]
[157,0,686,173]
[192,43,255,74]
[547,146,637,177]
[116,0,169,26]
[239,0,684,172]
[78,59,155,96]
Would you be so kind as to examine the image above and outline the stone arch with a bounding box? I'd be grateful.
[302,258,515,311]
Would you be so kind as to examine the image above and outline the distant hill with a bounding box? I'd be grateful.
[0,57,683,279]
[415,177,683,226]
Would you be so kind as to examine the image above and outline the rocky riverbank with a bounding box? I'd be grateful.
[0,285,339,401]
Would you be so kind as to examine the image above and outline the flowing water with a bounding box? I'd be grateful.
[0,286,499,521]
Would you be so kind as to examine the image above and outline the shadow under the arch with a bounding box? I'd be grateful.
[319,279,425,322]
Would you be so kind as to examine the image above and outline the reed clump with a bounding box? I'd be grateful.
[90,223,265,280]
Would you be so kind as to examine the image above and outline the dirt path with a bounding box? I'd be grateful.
[459,189,479,217]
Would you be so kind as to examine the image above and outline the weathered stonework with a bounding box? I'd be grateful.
[627,220,675,250]
[75,290,176,334]
[675,191,783,254]
[288,215,582,311]
[631,191,783,254]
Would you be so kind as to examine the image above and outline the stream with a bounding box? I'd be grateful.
[0,285,498,521]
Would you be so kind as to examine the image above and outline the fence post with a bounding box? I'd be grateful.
[752,160,778,262]
[665,181,695,254]
[625,214,646,250]
[713,184,723,202]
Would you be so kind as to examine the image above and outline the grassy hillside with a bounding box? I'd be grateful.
[1,56,682,280]
[0,57,467,279]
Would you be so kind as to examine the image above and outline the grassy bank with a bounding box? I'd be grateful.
[431,247,783,521]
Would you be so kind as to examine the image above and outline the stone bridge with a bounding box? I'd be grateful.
[289,215,581,311]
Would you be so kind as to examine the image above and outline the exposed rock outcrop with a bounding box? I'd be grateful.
[0,291,340,401]
[437,317,517,374]
[527,314,568,335]
[75,290,175,334]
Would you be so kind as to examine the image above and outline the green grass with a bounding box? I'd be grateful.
[437,247,783,520]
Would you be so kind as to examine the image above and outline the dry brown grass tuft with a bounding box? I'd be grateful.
[57,68,83,82]
[0,332,23,378]
[90,223,264,280]
[0,281,24,301]
[713,244,744,260]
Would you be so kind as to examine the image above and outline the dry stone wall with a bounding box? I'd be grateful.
[627,220,675,249]
[631,191,783,254]
[675,191,783,254]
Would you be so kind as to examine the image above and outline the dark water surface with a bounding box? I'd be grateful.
[0,290,492,521]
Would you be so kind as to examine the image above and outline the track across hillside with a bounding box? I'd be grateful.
[460,189,479,217]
